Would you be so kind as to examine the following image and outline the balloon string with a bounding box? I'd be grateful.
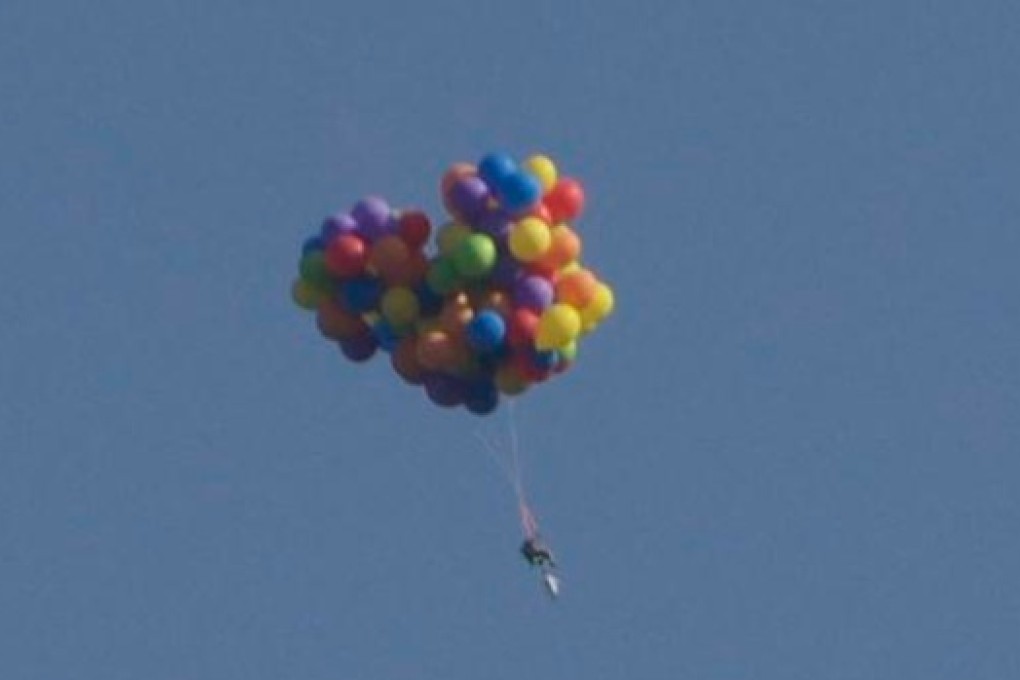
[475,400,540,540]
[508,400,540,539]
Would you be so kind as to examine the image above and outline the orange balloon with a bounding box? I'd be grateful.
[555,269,598,309]
[386,250,429,286]
[316,301,367,340]
[439,293,474,338]
[368,236,409,280]
[416,330,457,371]
[392,337,425,385]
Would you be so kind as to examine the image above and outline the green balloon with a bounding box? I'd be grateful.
[299,251,332,288]
[452,233,497,279]
[426,257,460,295]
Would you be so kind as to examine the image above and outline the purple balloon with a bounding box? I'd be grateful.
[339,334,378,363]
[352,196,394,241]
[423,373,464,408]
[491,254,521,288]
[448,176,490,223]
[513,274,554,311]
[476,209,513,240]
[321,212,358,242]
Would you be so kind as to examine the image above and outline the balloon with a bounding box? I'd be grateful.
[425,257,460,296]
[513,274,554,312]
[555,269,598,309]
[538,224,581,271]
[508,217,551,262]
[498,172,542,214]
[465,381,499,415]
[339,333,378,362]
[446,176,491,222]
[317,300,367,340]
[523,154,558,192]
[438,222,473,256]
[580,282,615,330]
[321,213,358,241]
[544,178,585,223]
[476,210,513,239]
[299,250,333,289]
[291,278,325,310]
[415,282,445,317]
[478,153,517,190]
[423,373,463,407]
[341,277,383,314]
[535,304,581,350]
[368,235,410,280]
[439,293,474,338]
[302,235,324,255]
[441,163,476,197]
[372,319,401,352]
[506,307,540,348]
[325,234,367,278]
[381,286,420,329]
[391,337,425,385]
[466,310,506,353]
[416,330,457,371]
[352,196,394,240]
[451,233,497,278]
[530,347,559,372]
[495,363,529,396]
[398,210,432,249]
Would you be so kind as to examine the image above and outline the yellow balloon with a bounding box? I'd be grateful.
[559,260,582,276]
[381,286,419,328]
[523,154,558,193]
[291,278,324,310]
[438,222,473,256]
[495,364,529,396]
[536,304,581,350]
[508,217,552,262]
[580,282,615,330]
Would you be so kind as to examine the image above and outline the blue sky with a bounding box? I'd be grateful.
[2,1,1018,678]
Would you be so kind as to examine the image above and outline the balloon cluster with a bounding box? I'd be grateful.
[291,153,615,415]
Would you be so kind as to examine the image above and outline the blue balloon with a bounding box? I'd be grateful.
[302,235,324,255]
[466,310,506,353]
[478,152,517,190]
[415,282,445,316]
[341,277,382,313]
[498,171,542,213]
[372,319,400,353]
[530,347,559,372]
[465,380,499,415]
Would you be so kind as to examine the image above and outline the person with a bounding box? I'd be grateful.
[520,536,556,568]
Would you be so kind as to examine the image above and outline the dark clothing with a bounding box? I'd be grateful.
[521,538,555,567]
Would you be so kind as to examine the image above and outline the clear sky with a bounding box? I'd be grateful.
[2,1,1018,678]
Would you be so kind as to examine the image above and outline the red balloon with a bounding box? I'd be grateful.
[529,202,553,225]
[398,210,432,250]
[506,307,539,349]
[544,178,585,223]
[386,250,429,286]
[512,350,551,383]
[325,234,367,277]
